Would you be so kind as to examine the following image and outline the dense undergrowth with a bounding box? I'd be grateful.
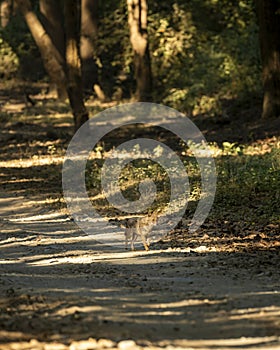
[85,134,280,228]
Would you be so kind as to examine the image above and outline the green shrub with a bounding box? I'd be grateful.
[149,0,261,114]
[0,36,19,79]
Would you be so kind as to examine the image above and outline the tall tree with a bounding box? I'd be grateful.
[64,0,89,131]
[256,0,280,119]
[0,0,12,27]
[80,0,105,100]
[15,0,67,98]
[80,0,98,91]
[127,0,152,101]
[15,0,89,130]
[39,0,67,100]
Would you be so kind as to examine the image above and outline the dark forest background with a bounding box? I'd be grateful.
[0,0,279,124]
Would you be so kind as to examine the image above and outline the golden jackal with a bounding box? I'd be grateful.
[124,212,158,251]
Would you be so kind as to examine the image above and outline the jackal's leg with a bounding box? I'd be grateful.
[140,233,149,251]
[125,236,128,250]
[130,230,138,251]
[125,227,132,250]
[136,221,150,251]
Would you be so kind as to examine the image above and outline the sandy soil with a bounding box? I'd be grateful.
[0,194,279,350]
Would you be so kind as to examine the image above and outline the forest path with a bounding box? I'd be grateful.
[0,193,279,350]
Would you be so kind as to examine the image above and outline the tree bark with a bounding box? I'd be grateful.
[39,0,67,100]
[0,0,12,27]
[15,0,67,98]
[256,0,280,119]
[64,0,89,131]
[127,0,152,102]
[80,0,98,91]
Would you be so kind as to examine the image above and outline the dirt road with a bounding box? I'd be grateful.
[0,194,279,349]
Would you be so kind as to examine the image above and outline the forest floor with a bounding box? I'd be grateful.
[0,82,279,349]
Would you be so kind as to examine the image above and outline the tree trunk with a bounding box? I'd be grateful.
[15,0,67,98]
[64,0,89,131]
[256,0,280,119]
[80,0,98,92]
[39,0,67,100]
[127,0,152,102]
[0,0,12,27]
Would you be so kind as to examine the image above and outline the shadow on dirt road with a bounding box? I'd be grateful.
[0,195,279,349]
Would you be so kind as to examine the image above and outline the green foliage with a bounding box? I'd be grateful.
[95,0,262,113]
[0,12,43,80]
[97,0,133,98]
[214,144,280,223]
[1,0,262,113]
[149,0,261,114]
[85,138,279,226]
[0,35,19,78]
